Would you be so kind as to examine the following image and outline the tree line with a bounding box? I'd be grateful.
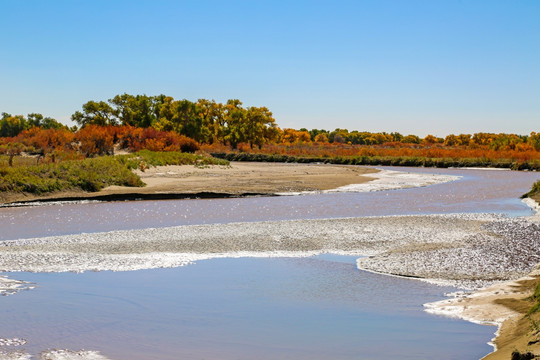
[71,94,278,149]
[1,93,539,153]
[288,128,540,151]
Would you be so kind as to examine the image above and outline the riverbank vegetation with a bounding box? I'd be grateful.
[0,151,228,196]
[524,181,540,200]
[1,94,539,198]
[1,94,539,171]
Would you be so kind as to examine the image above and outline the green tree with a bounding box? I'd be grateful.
[329,128,349,143]
[109,94,159,128]
[444,134,459,146]
[223,99,246,149]
[528,132,540,151]
[244,106,277,149]
[401,134,421,144]
[27,113,67,130]
[0,113,28,137]
[196,99,223,144]
[172,99,204,141]
[71,101,118,126]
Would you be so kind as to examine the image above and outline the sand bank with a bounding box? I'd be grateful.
[278,168,460,195]
[425,268,540,359]
[0,162,462,206]
[423,198,540,358]
[0,162,378,205]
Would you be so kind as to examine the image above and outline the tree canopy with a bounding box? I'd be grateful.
[70,94,278,148]
[1,94,539,154]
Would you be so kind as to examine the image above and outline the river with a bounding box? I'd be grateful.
[0,166,538,359]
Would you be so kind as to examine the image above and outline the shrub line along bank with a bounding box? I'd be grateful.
[211,152,540,171]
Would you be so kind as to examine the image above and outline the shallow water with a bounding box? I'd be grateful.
[0,166,538,359]
[1,256,493,360]
[0,167,538,241]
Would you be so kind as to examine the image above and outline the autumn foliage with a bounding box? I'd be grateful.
[1,95,539,170]
[117,126,199,153]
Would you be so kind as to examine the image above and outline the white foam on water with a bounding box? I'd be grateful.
[3,211,532,291]
[38,349,111,360]
[0,351,32,360]
[0,338,110,360]
[0,276,33,296]
[522,197,540,214]
[329,169,461,192]
[1,212,536,359]
[0,213,502,274]
[0,339,27,347]
[275,169,461,195]
[0,338,30,360]
[0,349,111,360]
[0,200,101,209]
[461,167,511,171]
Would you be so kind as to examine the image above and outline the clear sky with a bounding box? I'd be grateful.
[1,0,538,137]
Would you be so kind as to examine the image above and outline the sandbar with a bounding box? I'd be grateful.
[0,162,378,204]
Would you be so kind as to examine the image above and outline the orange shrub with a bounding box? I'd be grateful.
[118,126,199,153]
[76,125,114,157]
[16,127,75,154]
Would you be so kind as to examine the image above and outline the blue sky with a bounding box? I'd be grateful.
[1,0,538,136]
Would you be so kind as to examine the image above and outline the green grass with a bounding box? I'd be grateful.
[0,151,229,195]
[524,181,540,199]
[528,283,540,315]
[117,149,229,169]
[0,156,144,193]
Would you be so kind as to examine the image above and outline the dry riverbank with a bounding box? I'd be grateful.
[426,267,540,359]
[0,162,378,204]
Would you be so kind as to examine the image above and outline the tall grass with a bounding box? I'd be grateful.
[524,181,540,198]
[0,151,229,195]
[528,282,540,315]
[117,150,229,169]
[0,156,144,193]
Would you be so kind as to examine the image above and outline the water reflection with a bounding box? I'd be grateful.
[1,256,493,360]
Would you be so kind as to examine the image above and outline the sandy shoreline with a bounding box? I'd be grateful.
[0,162,379,205]
[0,162,463,207]
[424,204,540,359]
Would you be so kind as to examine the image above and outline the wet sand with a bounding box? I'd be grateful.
[426,268,540,359]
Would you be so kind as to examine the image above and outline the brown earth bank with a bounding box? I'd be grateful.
[0,162,378,205]
[471,203,540,360]
[481,274,540,359]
